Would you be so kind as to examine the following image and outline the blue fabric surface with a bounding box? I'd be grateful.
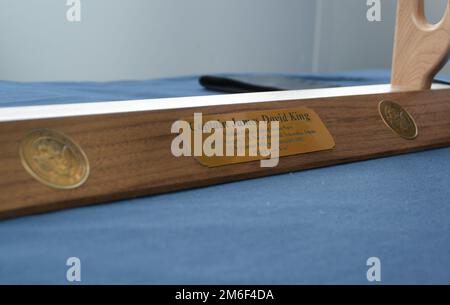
[0,70,449,284]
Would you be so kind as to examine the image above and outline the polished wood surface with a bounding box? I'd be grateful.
[0,88,450,219]
[391,0,450,90]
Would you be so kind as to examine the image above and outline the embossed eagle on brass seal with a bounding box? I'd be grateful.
[19,129,90,189]
[378,100,418,140]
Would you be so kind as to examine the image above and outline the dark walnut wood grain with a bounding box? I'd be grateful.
[0,88,450,219]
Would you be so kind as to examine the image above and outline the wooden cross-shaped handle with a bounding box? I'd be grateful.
[391,0,450,90]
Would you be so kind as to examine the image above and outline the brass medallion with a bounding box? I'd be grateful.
[19,129,90,189]
[379,100,418,140]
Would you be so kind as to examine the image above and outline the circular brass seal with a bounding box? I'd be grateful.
[378,100,418,140]
[19,129,90,189]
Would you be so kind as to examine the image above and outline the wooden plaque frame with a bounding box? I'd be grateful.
[0,0,449,219]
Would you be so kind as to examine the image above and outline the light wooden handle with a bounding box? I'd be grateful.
[391,0,450,90]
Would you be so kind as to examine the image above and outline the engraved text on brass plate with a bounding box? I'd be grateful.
[186,107,335,167]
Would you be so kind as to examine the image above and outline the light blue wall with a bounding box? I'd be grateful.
[314,0,449,74]
[0,0,448,81]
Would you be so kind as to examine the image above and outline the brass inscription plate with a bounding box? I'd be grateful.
[187,107,335,167]
[379,100,418,140]
[19,129,90,189]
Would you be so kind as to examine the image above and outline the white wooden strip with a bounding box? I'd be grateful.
[0,84,448,122]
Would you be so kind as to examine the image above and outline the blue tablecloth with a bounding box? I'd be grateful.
[0,70,449,284]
